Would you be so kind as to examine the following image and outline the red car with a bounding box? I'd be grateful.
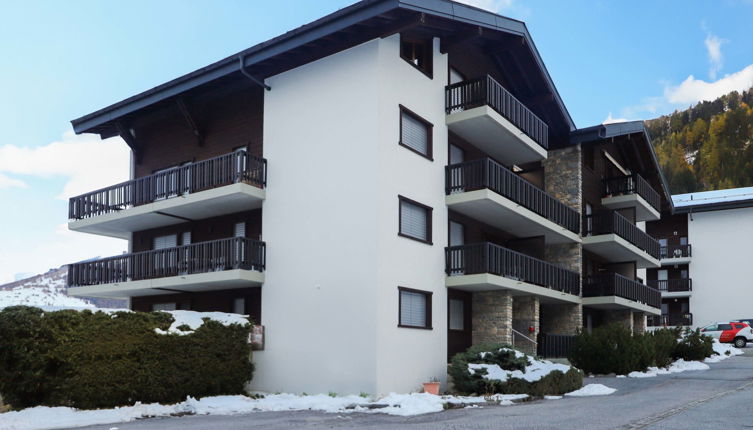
[700,321,753,348]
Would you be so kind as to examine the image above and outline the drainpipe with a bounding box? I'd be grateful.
[238,56,271,91]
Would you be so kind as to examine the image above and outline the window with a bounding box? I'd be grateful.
[680,269,688,279]
[152,302,177,311]
[719,323,733,331]
[398,287,432,329]
[701,324,717,332]
[449,67,464,85]
[680,236,688,246]
[449,221,464,247]
[153,234,177,272]
[233,298,245,315]
[399,196,432,244]
[449,144,464,165]
[659,238,668,258]
[449,299,464,331]
[400,34,432,77]
[585,203,593,235]
[399,106,433,160]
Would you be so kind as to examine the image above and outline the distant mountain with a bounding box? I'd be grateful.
[645,86,753,194]
[0,266,126,309]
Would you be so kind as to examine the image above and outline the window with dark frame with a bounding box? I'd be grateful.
[399,196,432,244]
[398,287,432,329]
[399,106,433,160]
[400,34,433,77]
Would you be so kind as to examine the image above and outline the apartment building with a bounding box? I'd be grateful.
[65,0,670,395]
[646,186,753,329]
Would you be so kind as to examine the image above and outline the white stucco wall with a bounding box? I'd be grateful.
[688,207,753,326]
[255,35,449,396]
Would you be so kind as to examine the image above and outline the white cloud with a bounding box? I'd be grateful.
[0,223,126,285]
[664,64,753,105]
[0,130,130,199]
[704,33,726,80]
[602,113,629,124]
[0,172,26,189]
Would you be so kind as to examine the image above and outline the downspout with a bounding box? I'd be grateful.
[238,56,271,91]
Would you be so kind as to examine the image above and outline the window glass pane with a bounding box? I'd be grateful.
[449,221,464,247]
[657,270,668,281]
[680,236,688,245]
[400,290,427,327]
[234,222,246,238]
[233,298,245,315]
[152,302,177,311]
[449,299,464,330]
[719,324,733,330]
[401,112,429,155]
[400,200,428,240]
[153,234,177,250]
[703,324,717,331]
[449,144,464,165]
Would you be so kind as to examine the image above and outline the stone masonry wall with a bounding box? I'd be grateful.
[633,312,647,334]
[540,303,582,335]
[512,296,540,355]
[472,290,512,345]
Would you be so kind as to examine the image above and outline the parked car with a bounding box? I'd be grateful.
[700,321,753,348]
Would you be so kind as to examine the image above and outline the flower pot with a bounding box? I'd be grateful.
[423,381,440,395]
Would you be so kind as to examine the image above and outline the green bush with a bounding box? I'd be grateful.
[674,328,714,361]
[569,324,714,375]
[0,306,254,410]
[448,343,583,396]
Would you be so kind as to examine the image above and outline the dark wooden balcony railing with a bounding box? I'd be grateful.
[67,237,265,287]
[583,273,661,308]
[445,242,580,296]
[647,313,693,327]
[603,173,661,212]
[445,75,548,149]
[537,333,576,358]
[647,278,692,292]
[446,158,580,234]
[585,211,660,259]
[69,151,267,220]
[660,244,692,259]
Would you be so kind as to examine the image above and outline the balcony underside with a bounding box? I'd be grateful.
[661,256,692,266]
[582,296,660,315]
[446,189,580,244]
[601,194,660,222]
[582,234,660,268]
[446,106,547,166]
[69,183,265,239]
[445,273,580,304]
[68,269,264,298]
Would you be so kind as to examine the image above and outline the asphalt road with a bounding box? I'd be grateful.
[75,350,753,430]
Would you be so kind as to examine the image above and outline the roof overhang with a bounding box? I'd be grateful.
[71,0,574,139]
[570,121,674,214]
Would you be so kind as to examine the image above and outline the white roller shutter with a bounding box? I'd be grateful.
[400,290,427,327]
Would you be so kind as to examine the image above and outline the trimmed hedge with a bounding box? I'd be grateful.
[0,306,254,410]
[569,324,714,375]
[449,343,583,396]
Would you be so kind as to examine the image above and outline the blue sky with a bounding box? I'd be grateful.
[1,0,752,282]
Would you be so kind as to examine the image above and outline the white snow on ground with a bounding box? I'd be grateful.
[544,395,563,400]
[153,310,250,335]
[468,348,573,383]
[627,340,742,377]
[0,392,526,429]
[705,340,744,363]
[565,384,617,397]
[0,282,93,309]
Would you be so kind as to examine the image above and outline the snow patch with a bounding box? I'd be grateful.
[468,348,573,383]
[565,384,616,397]
[628,359,710,378]
[0,392,527,429]
[152,310,249,335]
[706,340,743,363]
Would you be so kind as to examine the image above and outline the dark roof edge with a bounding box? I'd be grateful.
[71,0,575,134]
[674,198,753,214]
[570,121,675,213]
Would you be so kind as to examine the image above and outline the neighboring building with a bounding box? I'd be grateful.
[646,186,753,329]
[65,0,670,395]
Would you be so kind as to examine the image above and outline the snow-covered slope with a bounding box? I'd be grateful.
[0,266,93,309]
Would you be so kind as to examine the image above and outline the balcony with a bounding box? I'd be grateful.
[445,242,580,303]
[583,211,660,268]
[660,244,692,266]
[67,237,265,298]
[648,313,693,327]
[601,174,661,221]
[445,76,548,166]
[582,273,661,314]
[68,151,267,239]
[647,278,692,298]
[445,159,580,244]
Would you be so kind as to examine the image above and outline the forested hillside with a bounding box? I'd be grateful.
[645,86,753,194]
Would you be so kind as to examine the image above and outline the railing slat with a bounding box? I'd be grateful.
[603,173,661,212]
[583,273,661,308]
[446,158,580,234]
[445,75,548,150]
[69,151,267,220]
[67,238,265,287]
[584,211,660,259]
